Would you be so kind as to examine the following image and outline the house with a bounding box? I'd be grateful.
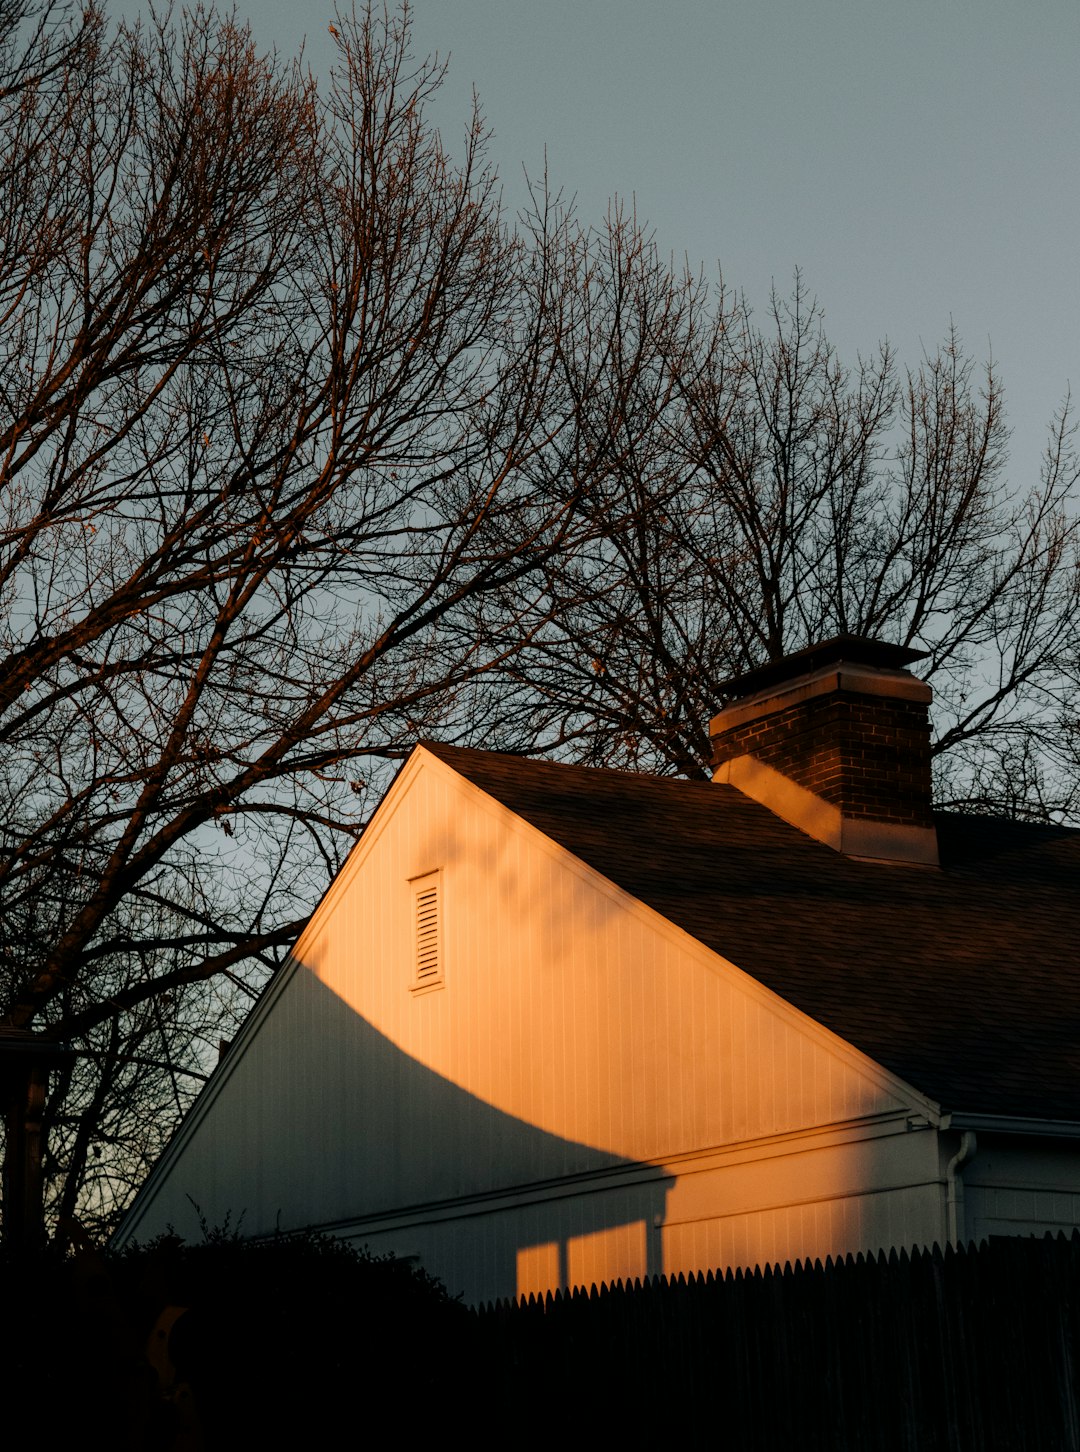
[116,638,1080,1306]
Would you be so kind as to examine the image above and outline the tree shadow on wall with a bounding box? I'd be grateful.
[123,966,673,1306]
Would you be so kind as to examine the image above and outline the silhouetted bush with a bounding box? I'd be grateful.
[1,1226,471,1450]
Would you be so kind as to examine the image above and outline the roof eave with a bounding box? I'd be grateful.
[942,1111,1080,1140]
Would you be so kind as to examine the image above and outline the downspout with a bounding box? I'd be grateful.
[945,1130,977,1245]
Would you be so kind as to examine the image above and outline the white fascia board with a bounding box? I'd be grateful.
[943,1113,1080,1140]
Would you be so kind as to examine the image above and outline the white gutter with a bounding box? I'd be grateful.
[945,1130,977,1244]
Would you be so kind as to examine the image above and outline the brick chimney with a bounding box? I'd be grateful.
[710,636,938,865]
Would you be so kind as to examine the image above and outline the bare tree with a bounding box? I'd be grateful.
[0,1,636,1239]
[512,270,1080,812]
[5,2,1077,1242]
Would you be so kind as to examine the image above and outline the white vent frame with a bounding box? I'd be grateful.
[409,870,444,993]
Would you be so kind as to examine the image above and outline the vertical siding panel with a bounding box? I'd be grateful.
[699,940,713,1147]
[734,988,749,1142]
[717,978,732,1147]
[643,937,656,1159]
[665,940,679,1149]
[570,870,583,1144]
[586,871,601,1150]
[656,940,671,1156]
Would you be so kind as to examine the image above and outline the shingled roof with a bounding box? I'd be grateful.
[422,742,1080,1123]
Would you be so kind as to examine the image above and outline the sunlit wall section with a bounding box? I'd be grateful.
[316,748,916,1167]
[118,746,942,1299]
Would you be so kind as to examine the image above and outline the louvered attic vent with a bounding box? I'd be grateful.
[411,871,443,991]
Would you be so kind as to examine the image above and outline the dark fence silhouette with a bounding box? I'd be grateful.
[6,1228,1078,1447]
[474,1233,1080,1449]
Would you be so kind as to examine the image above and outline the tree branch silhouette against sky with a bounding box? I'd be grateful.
[3,0,1078,1240]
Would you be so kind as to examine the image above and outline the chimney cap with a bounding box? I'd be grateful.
[720,635,929,702]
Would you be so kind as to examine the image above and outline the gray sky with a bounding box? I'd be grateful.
[142,1,1080,481]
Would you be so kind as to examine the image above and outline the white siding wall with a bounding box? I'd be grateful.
[121,751,938,1301]
[325,1124,945,1305]
[964,1137,1080,1242]
[311,753,910,1161]
[660,1124,942,1284]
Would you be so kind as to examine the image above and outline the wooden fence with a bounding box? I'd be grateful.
[473,1234,1080,1449]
